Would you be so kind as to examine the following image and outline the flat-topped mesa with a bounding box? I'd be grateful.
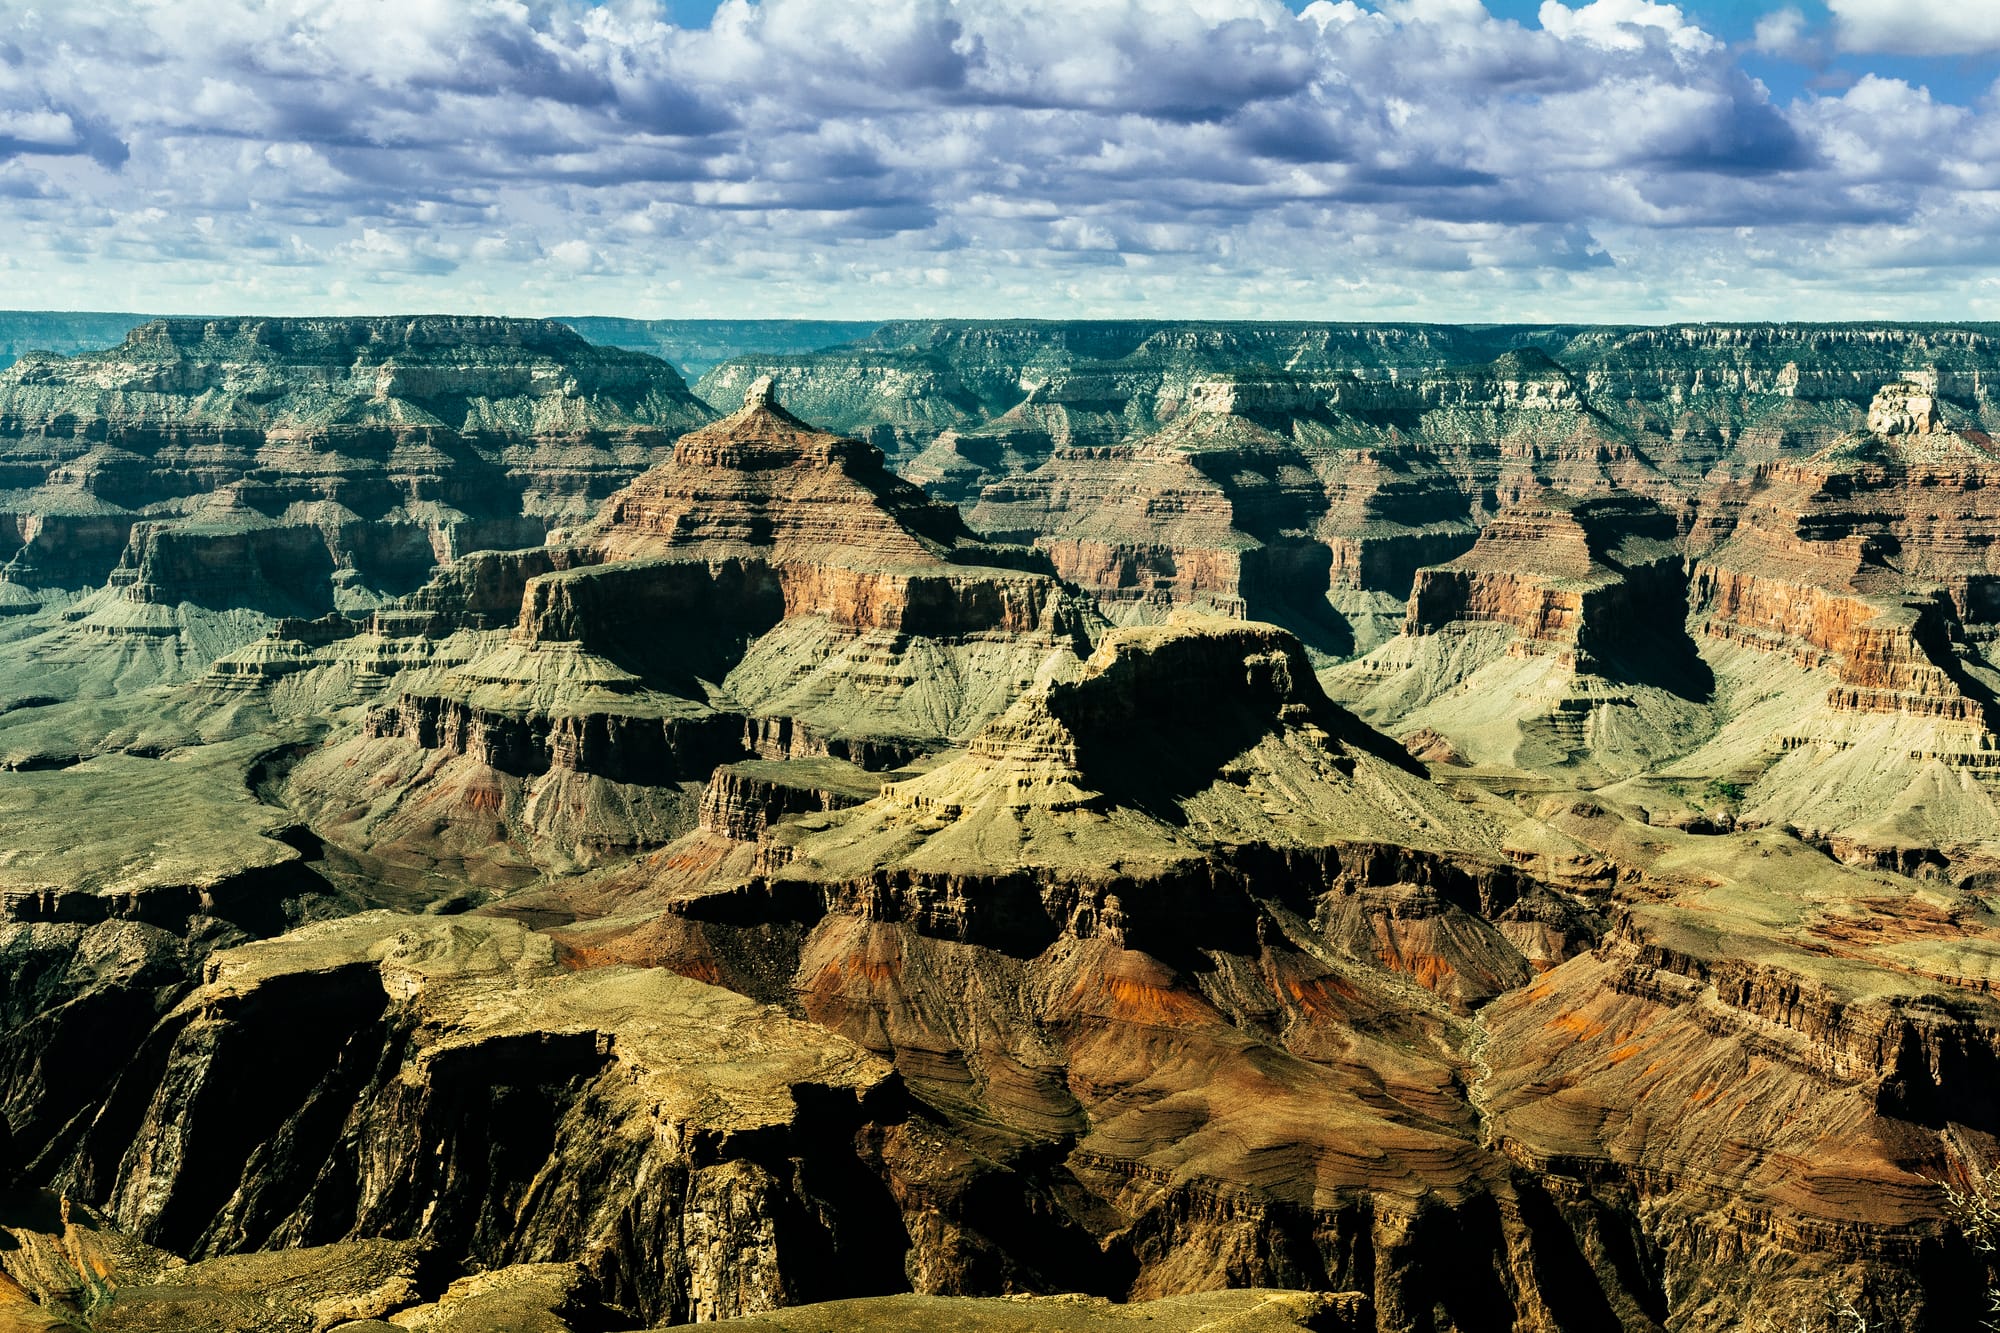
[935,615,1335,810]
[1404,492,1683,671]
[867,612,1441,840]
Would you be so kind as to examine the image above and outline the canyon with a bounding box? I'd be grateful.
[2,316,2000,1332]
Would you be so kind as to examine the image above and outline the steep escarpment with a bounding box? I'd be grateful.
[49,912,910,1327]
[0,318,714,717]
[1327,493,1711,779]
[280,379,1101,871]
[711,321,2000,672]
[1472,797,2000,1331]
[712,321,2000,504]
[1401,493,1686,672]
[526,611,2000,1329]
[1672,378,2000,862]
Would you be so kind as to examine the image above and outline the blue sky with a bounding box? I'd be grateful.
[1,0,1998,322]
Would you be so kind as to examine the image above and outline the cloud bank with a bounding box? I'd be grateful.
[0,0,1994,320]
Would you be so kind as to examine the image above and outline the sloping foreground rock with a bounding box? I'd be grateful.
[704,1289,1371,1332]
[44,912,907,1327]
[0,1198,1365,1333]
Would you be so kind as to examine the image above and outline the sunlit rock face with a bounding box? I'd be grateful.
[10,322,2000,1333]
[0,316,715,608]
[1866,375,1943,437]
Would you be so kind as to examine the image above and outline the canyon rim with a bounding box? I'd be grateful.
[5,1,2000,1331]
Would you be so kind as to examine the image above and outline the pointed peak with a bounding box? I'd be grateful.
[744,374,780,412]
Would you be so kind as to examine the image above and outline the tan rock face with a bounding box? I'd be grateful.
[526,617,1614,1322]
[968,411,1375,650]
[1403,493,1683,672]
[23,323,2000,1333]
[1866,377,1942,436]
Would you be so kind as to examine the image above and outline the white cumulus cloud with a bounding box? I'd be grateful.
[1829,0,2000,55]
[0,0,1985,320]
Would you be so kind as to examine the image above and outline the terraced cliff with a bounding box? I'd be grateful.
[0,316,713,606]
[6,319,2000,1333]
[275,377,1099,872]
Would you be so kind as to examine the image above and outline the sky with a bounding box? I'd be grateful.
[1,0,1999,322]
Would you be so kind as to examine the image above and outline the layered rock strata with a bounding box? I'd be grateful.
[1327,494,1709,779]
[282,379,1100,869]
[1402,492,1685,673]
[1677,379,2000,859]
[969,406,1329,625]
[0,316,712,604]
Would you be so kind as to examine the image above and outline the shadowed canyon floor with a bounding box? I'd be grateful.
[3,317,2000,1331]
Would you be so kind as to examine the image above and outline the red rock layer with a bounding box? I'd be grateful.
[1690,413,2000,729]
[594,378,976,570]
[1402,493,1684,670]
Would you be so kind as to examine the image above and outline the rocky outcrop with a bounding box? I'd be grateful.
[1690,381,2000,729]
[699,758,884,844]
[1326,493,1709,780]
[969,407,1331,629]
[57,913,908,1327]
[706,319,2000,493]
[0,316,713,601]
[540,619,1625,1324]
[1403,493,1685,673]
[1478,912,1994,1328]
[1663,380,2000,858]
[364,668,743,787]
[551,375,1096,663]
[1693,566,1989,725]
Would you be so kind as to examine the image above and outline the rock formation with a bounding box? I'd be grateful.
[1675,377,2000,864]
[1326,493,1711,780]
[280,377,1100,870]
[8,323,2000,1333]
[0,316,712,599]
